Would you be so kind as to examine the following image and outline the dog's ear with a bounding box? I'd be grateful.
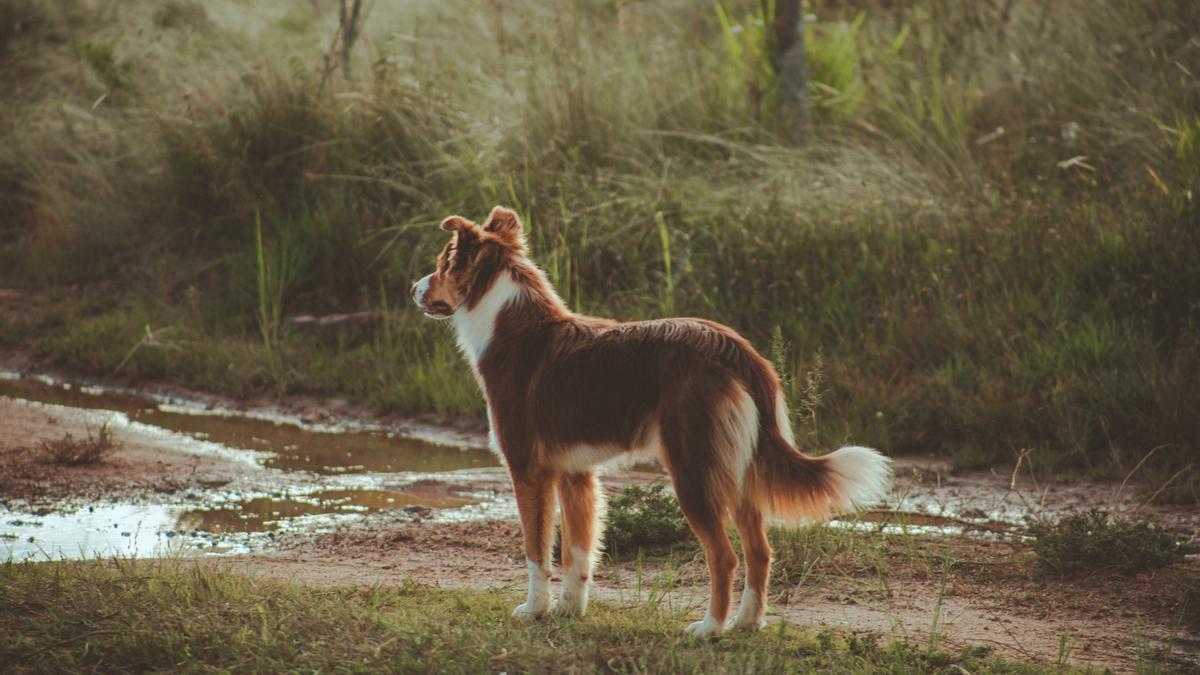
[482,206,523,242]
[440,215,473,232]
[440,215,481,243]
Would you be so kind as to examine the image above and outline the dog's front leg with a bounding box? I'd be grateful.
[556,471,604,617]
[509,467,559,620]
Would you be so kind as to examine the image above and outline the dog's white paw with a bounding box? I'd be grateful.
[729,612,765,632]
[730,589,765,631]
[554,593,587,617]
[684,616,725,639]
[556,575,589,617]
[512,601,550,621]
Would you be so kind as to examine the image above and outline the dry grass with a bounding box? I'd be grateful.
[37,424,118,466]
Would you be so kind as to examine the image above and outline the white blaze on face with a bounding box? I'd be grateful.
[411,274,433,307]
[451,272,522,369]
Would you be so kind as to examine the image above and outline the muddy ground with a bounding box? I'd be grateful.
[1,371,1198,671]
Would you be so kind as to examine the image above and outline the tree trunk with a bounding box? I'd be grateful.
[772,0,811,141]
[338,0,364,80]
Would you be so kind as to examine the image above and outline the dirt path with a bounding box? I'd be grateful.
[223,517,1197,671]
[2,371,1198,671]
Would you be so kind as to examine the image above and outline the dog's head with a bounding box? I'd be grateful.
[411,206,524,319]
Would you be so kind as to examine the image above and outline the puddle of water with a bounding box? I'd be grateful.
[177,489,477,533]
[832,509,1019,538]
[0,375,496,474]
[142,409,495,474]
[0,372,509,560]
[3,488,484,561]
[2,503,220,561]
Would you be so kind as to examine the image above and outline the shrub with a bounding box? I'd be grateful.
[603,482,693,559]
[1030,510,1182,577]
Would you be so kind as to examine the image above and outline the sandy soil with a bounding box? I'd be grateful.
[2,374,1198,671]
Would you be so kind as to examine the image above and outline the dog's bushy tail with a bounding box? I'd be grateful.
[745,417,891,522]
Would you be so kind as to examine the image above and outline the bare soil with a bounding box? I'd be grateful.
[2,376,1197,671]
[0,396,264,501]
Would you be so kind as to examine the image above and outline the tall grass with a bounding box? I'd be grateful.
[254,211,287,392]
[0,0,1196,493]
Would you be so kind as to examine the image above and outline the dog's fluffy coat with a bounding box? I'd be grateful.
[413,207,891,637]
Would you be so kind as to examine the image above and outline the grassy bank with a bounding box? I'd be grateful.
[0,0,1197,495]
[0,558,1049,673]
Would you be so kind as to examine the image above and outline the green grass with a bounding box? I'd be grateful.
[0,559,1051,673]
[0,0,1196,495]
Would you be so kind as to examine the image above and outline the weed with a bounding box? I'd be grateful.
[927,557,951,655]
[37,424,118,465]
[655,211,675,316]
[254,211,288,394]
[1029,510,1182,577]
[713,0,777,123]
[769,522,900,604]
[805,12,867,123]
[603,482,693,560]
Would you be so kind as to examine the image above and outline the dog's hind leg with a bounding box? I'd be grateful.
[730,503,771,630]
[556,471,605,616]
[674,484,737,639]
[662,409,740,638]
[510,467,559,620]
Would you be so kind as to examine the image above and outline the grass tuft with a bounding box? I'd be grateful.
[1029,510,1183,578]
[37,424,118,466]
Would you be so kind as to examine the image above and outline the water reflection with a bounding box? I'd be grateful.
[177,489,477,533]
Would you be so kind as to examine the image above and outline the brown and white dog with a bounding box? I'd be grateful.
[412,207,891,638]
